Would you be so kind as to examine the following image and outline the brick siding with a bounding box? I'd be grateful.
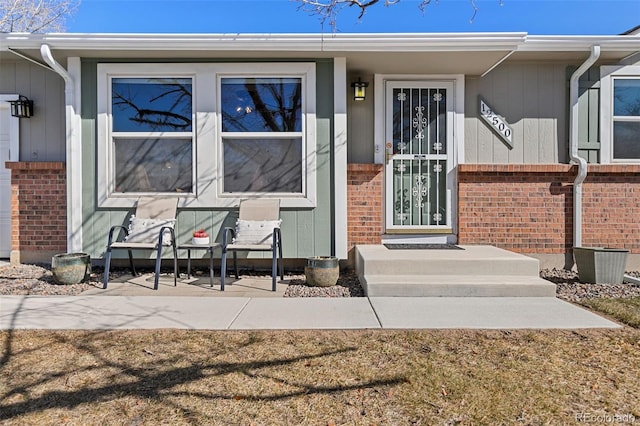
[347,164,384,250]
[458,164,640,254]
[7,161,639,263]
[6,162,67,262]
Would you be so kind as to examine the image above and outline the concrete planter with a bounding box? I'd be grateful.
[305,256,339,287]
[51,253,91,285]
[573,247,629,285]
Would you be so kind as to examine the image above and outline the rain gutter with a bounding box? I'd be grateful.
[40,44,83,253]
[7,48,51,71]
[569,45,600,249]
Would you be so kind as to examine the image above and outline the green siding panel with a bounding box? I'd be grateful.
[465,63,567,164]
[80,59,334,260]
[569,66,601,163]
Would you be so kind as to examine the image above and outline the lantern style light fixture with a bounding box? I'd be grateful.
[9,95,34,118]
[351,78,369,101]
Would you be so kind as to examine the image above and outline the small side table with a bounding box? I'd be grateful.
[179,243,221,288]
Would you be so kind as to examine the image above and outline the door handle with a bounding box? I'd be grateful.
[386,142,393,164]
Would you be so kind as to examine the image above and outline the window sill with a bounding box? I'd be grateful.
[98,195,316,209]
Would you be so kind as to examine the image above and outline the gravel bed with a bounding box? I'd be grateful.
[542,268,640,302]
[0,263,364,297]
[284,271,364,297]
[2,263,640,300]
[0,264,100,296]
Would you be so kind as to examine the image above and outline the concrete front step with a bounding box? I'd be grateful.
[360,274,557,297]
[355,244,554,297]
[355,245,540,276]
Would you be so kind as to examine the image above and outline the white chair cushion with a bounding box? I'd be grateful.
[233,219,281,245]
[125,216,176,245]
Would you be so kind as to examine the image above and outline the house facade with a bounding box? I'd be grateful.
[2,32,640,269]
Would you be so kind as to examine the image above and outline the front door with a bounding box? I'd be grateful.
[0,96,19,258]
[385,82,454,233]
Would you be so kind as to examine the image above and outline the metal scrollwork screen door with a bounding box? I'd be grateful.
[385,82,454,232]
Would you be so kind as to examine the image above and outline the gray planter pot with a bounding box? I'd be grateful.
[51,253,91,285]
[573,247,628,285]
[305,256,339,287]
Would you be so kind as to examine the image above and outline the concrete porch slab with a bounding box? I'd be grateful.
[82,273,289,297]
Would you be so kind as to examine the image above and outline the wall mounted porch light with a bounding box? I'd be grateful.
[9,95,34,118]
[351,78,369,101]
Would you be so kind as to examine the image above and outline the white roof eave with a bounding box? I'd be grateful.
[2,32,639,61]
[519,35,640,52]
[2,32,528,52]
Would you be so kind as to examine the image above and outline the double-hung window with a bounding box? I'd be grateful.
[602,65,640,162]
[97,63,316,208]
[111,77,194,194]
[219,76,304,195]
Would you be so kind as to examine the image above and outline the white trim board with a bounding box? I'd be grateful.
[0,95,20,258]
[373,74,465,240]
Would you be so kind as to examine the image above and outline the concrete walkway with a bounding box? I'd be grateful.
[0,266,622,330]
[0,295,621,330]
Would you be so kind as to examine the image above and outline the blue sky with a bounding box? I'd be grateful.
[68,0,640,35]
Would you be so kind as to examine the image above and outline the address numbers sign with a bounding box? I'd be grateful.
[479,98,513,149]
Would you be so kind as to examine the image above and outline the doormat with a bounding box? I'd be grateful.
[383,243,464,250]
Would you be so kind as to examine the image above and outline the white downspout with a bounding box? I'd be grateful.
[40,44,82,253]
[569,45,600,249]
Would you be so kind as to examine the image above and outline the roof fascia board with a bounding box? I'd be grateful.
[2,32,527,52]
[519,35,640,52]
[4,32,640,55]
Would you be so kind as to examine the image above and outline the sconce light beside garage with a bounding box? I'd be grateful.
[351,78,369,101]
[9,95,34,118]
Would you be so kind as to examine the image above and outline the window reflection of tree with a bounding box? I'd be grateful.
[614,87,640,116]
[222,79,301,132]
[112,81,193,131]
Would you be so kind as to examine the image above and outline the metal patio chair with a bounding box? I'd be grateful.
[103,197,178,290]
[220,199,283,291]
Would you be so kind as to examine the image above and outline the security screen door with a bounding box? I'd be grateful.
[385,82,454,232]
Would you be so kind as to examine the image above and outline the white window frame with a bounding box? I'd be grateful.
[97,63,316,208]
[601,65,640,164]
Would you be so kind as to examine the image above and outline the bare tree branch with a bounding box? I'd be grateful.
[296,0,504,29]
[0,0,79,33]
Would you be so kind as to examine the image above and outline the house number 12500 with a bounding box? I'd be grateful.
[479,98,513,149]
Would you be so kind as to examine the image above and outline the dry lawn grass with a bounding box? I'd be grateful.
[1,328,639,425]
[579,297,640,329]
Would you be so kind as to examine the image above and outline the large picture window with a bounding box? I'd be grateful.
[97,63,316,208]
[220,77,304,195]
[111,77,194,193]
[602,66,640,163]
